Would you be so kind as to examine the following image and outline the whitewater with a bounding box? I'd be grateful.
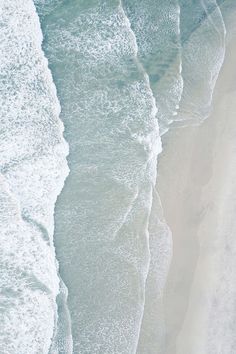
[0,1,71,353]
[0,0,234,353]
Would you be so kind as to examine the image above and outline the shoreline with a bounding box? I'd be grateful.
[157,19,236,353]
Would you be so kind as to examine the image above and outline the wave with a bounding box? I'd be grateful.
[0,1,70,353]
[120,2,181,352]
[175,0,226,126]
[122,0,183,135]
[123,0,226,133]
[35,0,162,352]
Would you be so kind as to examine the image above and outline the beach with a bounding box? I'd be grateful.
[157,17,236,353]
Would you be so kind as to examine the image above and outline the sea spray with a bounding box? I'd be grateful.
[0,1,70,352]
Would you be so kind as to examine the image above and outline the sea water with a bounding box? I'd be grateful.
[36,2,161,353]
[0,0,230,353]
[0,1,70,353]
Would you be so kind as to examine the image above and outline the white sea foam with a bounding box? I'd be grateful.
[176,0,226,125]
[120,2,182,352]
[122,0,184,135]
[0,1,70,353]
[35,1,163,352]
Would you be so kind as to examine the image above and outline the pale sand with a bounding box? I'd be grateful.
[157,23,236,354]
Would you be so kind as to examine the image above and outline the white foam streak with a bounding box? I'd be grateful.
[120,2,183,351]
[175,0,226,125]
[118,3,163,352]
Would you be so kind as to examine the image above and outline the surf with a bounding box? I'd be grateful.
[0,1,70,353]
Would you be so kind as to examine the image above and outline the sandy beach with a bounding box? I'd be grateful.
[157,17,236,354]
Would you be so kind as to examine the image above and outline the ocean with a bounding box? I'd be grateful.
[0,0,232,353]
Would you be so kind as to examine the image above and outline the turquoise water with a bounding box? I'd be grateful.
[39,3,161,353]
[0,0,231,353]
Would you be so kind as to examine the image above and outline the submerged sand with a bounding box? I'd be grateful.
[157,25,236,353]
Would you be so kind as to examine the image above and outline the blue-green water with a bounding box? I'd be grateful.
[0,0,233,353]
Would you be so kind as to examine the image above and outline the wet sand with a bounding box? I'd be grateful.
[157,26,236,353]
